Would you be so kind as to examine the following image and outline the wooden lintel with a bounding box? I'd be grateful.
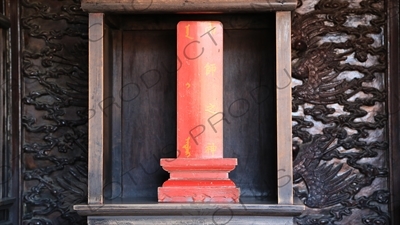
[81,0,297,13]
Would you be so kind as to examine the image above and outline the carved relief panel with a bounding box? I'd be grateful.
[292,0,389,224]
[15,0,394,224]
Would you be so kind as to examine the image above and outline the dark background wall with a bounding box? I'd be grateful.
[0,0,397,224]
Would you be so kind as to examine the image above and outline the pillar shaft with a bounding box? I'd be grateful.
[159,21,239,203]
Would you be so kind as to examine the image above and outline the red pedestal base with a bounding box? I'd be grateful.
[158,158,240,203]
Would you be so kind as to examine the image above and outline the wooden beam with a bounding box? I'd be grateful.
[276,11,293,205]
[81,0,297,13]
[74,201,304,216]
[88,13,105,204]
[388,0,400,223]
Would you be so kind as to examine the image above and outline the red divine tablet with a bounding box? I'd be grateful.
[158,21,240,203]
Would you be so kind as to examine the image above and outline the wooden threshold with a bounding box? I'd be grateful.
[74,197,304,217]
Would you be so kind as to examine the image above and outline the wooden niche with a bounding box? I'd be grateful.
[75,1,304,224]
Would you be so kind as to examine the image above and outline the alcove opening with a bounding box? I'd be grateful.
[102,13,278,203]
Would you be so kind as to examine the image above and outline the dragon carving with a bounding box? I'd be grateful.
[292,0,389,224]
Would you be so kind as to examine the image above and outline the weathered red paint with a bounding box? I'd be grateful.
[158,21,239,203]
[177,21,223,159]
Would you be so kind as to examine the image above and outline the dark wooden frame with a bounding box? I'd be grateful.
[0,0,20,224]
[9,0,21,223]
[81,0,297,13]
[83,11,294,203]
[75,1,306,224]
[387,0,400,224]
[0,10,12,225]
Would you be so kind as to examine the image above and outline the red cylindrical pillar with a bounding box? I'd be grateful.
[159,21,239,203]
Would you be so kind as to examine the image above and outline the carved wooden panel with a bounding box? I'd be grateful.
[292,0,389,224]
[21,0,88,224]
[18,0,393,224]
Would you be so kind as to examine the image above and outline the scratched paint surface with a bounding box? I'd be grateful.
[177,21,223,159]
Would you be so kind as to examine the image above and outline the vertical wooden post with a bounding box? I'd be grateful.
[276,11,293,205]
[388,0,400,223]
[88,13,105,204]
